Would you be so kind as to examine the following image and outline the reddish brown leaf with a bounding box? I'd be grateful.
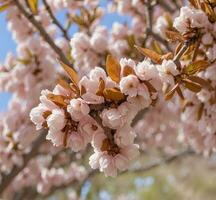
[183,60,210,75]
[187,76,212,89]
[161,52,174,60]
[176,86,184,100]
[165,83,179,100]
[58,60,78,86]
[106,55,121,83]
[57,78,71,90]
[135,45,162,64]
[122,66,135,77]
[96,78,105,96]
[47,94,67,107]
[183,79,202,93]
[80,85,86,96]
[42,110,52,119]
[165,30,185,42]
[103,88,125,101]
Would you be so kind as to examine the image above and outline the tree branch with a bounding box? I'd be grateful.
[157,0,175,13]
[13,0,73,69]
[0,133,46,195]
[42,0,70,41]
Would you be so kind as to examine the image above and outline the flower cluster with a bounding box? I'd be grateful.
[30,55,163,176]
[1,0,216,198]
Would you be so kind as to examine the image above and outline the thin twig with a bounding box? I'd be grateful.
[42,0,70,41]
[13,0,73,69]
[0,133,46,195]
[145,0,171,52]
[147,28,172,51]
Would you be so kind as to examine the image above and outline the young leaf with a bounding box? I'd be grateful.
[187,76,212,89]
[164,83,179,100]
[183,60,209,75]
[135,45,162,64]
[27,0,38,14]
[80,85,86,96]
[47,94,67,107]
[165,30,185,42]
[183,79,202,93]
[96,78,105,96]
[42,110,52,119]
[161,52,173,60]
[176,86,184,100]
[0,2,11,13]
[57,78,71,90]
[106,55,121,83]
[58,60,78,86]
[103,88,125,101]
[189,0,199,8]
[122,66,135,77]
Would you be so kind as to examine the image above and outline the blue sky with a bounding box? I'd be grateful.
[0,2,130,112]
[0,12,15,112]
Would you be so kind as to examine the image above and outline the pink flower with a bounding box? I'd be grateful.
[202,33,213,45]
[79,76,104,104]
[92,132,106,151]
[89,151,103,169]
[173,6,193,33]
[119,75,139,97]
[99,154,117,177]
[114,126,136,147]
[78,117,102,141]
[89,144,139,177]
[53,84,71,97]
[47,109,66,133]
[155,15,168,37]
[67,132,87,152]
[90,26,108,53]
[120,58,136,76]
[101,108,124,129]
[29,103,47,130]
[127,84,152,108]
[157,60,179,86]
[46,130,64,146]
[89,67,107,82]
[111,23,128,39]
[135,60,158,81]
[39,90,58,110]
[67,98,90,121]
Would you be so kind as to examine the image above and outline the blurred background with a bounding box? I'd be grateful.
[1,1,216,199]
